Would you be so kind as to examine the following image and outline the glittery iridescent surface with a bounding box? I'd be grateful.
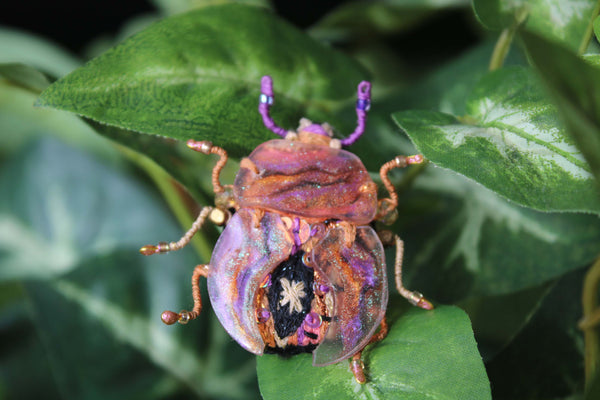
[234,140,377,224]
[310,226,388,366]
[208,208,294,354]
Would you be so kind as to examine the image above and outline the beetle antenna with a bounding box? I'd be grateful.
[259,75,287,138]
[340,81,371,147]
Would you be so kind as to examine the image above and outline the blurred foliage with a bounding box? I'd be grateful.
[2,0,600,399]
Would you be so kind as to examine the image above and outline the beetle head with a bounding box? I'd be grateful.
[292,118,340,148]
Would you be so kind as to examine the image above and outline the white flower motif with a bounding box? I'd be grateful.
[279,278,306,314]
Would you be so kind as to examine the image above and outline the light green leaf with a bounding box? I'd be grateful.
[472,0,598,52]
[258,304,490,400]
[0,63,49,92]
[0,65,119,162]
[0,138,258,399]
[393,66,599,214]
[399,166,600,301]
[151,0,269,16]
[37,4,366,158]
[0,28,80,78]
[521,29,600,184]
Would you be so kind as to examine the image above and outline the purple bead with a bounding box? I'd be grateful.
[319,284,330,293]
[304,311,322,329]
[356,99,370,111]
[257,308,271,323]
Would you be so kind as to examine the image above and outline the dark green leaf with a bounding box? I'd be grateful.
[393,66,600,214]
[460,281,553,361]
[521,29,600,184]
[37,4,366,158]
[472,0,597,52]
[309,0,469,42]
[257,304,490,400]
[485,267,586,399]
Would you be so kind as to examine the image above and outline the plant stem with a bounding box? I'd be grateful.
[578,0,600,55]
[582,256,600,386]
[489,9,528,71]
[118,144,214,261]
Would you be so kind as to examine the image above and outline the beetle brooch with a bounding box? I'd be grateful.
[140,76,433,384]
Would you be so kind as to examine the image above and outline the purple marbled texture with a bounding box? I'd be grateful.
[234,140,377,224]
[208,208,294,354]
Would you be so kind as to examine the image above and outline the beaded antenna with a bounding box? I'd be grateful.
[258,75,371,146]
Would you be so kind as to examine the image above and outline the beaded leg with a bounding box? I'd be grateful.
[139,206,214,255]
[393,235,433,310]
[161,264,210,325]
[349,318,388,384]
[377,154,423,224]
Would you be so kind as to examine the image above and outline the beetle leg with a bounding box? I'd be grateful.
[368,317,389,344]
[139,206,215,255]
[376,154,423,224]
[186,140,228,194]
[161,264,210,325]
[348,317,388,384]
[350,353,367,384]
[393,235,433,310]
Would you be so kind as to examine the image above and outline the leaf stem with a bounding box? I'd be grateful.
[582,256,600,386]
[578,0,600,55]
[117,144,214,261]
[489,9,528,71]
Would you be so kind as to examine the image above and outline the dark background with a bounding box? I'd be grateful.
[0,1,343,53]
[0,0,478,62]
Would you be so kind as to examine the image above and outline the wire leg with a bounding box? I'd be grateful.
[139,206,213,255]
[161,264,210,325]
[394,235,433,310]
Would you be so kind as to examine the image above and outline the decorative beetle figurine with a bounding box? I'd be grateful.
[140,76,433,384]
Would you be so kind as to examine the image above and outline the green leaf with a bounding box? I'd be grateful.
[0,283,63,399]
[460,281,553,361]
[521,29,600,184]
[37,4,366,158]
[0,63,50,92]
[0,28,80,78]
[389,165,600,302]
[0,138,259,399]
[309,0,469,42]
[393,66,600,214]
[257,304,490,400]
[485,267,586,399]
[472,0,598,52]
[0,65,120,163]
[151,0,269,16]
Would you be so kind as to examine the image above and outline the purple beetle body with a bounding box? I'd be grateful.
[141,76,432,384]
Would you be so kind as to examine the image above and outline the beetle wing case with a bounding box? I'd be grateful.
[234,140,378,225]
[311,225,388,366]
[208,208,294,354]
